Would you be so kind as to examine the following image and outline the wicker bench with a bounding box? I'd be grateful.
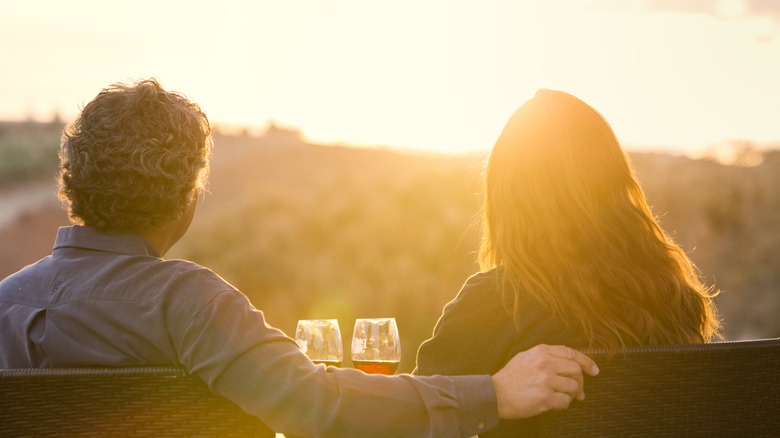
[2,338,779,437]
[0,367,275,437]
[536,338,780,437]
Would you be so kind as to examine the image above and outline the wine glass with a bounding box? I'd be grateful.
[351,318,401,375]
[295,319,344,367]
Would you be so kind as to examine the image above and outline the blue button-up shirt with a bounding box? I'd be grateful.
[0,225,497,437]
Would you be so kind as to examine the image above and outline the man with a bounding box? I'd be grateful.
[0,79,598,437]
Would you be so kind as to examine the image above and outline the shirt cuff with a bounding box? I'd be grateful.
[453,374,499,436]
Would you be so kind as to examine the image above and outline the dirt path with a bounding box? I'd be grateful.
[0,179,68,278]
[0,179,61,229]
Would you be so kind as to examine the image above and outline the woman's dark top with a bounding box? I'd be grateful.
[415,268,585,437]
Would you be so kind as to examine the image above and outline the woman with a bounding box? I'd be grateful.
[414,89,720,436]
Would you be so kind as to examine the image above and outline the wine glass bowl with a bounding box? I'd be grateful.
[351,318,401,375]
[295,319,344,367]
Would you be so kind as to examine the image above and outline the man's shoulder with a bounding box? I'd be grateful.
[142,258,239,302]
[0,256,54,299]
[156,258,227,283]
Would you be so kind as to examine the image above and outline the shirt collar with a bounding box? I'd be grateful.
[53,225,161,258]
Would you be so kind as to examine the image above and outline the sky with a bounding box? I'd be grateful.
[2,0,779,154]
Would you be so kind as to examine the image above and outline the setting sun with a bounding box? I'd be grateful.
[1,0,779,154]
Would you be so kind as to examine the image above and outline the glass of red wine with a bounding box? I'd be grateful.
[295,319,343,367]
[351,318,401,375]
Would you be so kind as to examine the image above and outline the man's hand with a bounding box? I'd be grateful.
[491,344,599,419]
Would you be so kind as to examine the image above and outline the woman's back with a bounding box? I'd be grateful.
[415,89,720,436]
[415,269,582,437]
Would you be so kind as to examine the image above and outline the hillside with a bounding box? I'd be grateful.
[1,129,779,372]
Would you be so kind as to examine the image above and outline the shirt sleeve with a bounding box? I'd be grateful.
[174,289,499,437]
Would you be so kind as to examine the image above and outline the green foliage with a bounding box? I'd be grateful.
[632,151,780,340]
[0,121,62,182]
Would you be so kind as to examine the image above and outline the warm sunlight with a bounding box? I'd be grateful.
[2,0,779,154]
[3,4,780,437]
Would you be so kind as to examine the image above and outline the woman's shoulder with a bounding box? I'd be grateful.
[432,269,509,327]
[465,267,502,286]
[415,269,513,376]
[454,268,503,302]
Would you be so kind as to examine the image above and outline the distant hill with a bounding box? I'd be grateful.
[1,125,778,372]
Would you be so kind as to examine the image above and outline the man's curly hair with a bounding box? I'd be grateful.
[58,78,212,232]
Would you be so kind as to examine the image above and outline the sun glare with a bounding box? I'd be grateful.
[1,0,779,154]
[716,0,748,18]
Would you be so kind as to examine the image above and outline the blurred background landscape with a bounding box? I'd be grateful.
[1,120,778,373]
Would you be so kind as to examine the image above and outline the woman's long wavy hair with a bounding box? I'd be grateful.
[59,78,211,232]
[479,89,720,353]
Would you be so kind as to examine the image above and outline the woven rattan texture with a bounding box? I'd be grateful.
[2,339,778,437]
[536,338,780,437]
[0,367,275,437]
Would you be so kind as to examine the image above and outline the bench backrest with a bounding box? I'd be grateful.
[2,338,779,437]
[0,367,275,437]
[536,338,780,437]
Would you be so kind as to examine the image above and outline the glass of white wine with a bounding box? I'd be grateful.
[351,318,401,375]
[295,319,343,367]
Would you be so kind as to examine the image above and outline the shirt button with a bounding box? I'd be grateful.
[476,420,486,430]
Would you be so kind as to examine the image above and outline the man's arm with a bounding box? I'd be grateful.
[176,290,597,437]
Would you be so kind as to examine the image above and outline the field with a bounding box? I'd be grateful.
[1,123,779,372]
